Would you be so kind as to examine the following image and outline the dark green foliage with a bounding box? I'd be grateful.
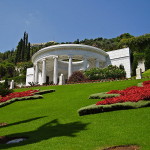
[119,64,125,70]
[132,54,138,76]
[10,75,26,84]
[4,79,9,89]
[0,83,13,97]
[15,32,31,63]
[145,48,150,70]
[84,65,126,80]
[68,71,87,83]
[73,39,80,44]
[118,34,150,52]
[0,32,32,80]
[132,53,145,76]
[0,33,150,80]
[0,62,15,79]
[78,101,150,116]
[16,62,33,76]
[89,92,120,99]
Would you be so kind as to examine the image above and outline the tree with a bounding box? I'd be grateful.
[73,39,80,44]
[145,48,150,70]
[15,32,31,63]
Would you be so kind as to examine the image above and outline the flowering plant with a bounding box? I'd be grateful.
[96,80,150,105]
[0,90,39,103]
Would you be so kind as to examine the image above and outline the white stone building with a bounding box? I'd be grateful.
[26,44,131,86]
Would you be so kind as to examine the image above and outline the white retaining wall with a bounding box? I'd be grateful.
[107,47,131,78]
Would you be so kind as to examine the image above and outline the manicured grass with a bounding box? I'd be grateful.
[0,79,150,150]
[143,69,150,77]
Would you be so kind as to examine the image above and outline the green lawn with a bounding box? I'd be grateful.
[143,69,150,77]
[0,79,150,150]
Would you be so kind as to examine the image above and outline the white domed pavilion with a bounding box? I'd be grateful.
[26,44,131,86]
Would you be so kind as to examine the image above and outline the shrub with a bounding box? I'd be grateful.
[84,65,126,80]
[119,64,125,70]
[78,101,150,116]
[13,75,26,84]
[0,83,13,97]
[68,71,87,83]
[89,92,120,99]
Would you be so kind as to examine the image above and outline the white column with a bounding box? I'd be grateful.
[35,62,39,83]
[96,59,99,68]
[53,56,58,84]
[68,56,72,79]
[42,58,46,84]
[83,57,88,70]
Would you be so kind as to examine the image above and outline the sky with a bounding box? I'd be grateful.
[0,0,150,52]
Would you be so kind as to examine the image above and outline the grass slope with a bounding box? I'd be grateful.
[0,79,150,150]
[143,69,150,77]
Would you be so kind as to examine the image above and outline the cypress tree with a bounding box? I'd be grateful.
[15,32,30,63]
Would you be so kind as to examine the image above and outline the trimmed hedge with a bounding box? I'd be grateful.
[34,89,55,95]
[137,82,143,87]
[0,89,55,108]
[89,92,120,99]
[78,100,150,116]
[84,65,126,80]
[0,95,43,108]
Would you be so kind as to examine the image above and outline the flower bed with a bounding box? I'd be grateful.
[96,80,150,105]
[0,90,39,103]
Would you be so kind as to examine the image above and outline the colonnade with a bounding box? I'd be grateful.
[34,56,103,85]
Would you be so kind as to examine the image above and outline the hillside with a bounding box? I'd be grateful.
[0,79,150,150]
[0,33,150,80]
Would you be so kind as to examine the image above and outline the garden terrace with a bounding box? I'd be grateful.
[0,79,150,150]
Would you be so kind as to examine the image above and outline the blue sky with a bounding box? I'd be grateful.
[0,0,150,52]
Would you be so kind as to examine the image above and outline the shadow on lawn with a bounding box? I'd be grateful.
[0,119,89,149]
[0,116,47,128]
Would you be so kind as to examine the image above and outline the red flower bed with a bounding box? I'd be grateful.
[96,80,150,105]
[0,90,39,103]
[143,80,150,86]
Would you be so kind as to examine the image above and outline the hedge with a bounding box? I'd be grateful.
[0,95,43,108]
[0,89,55,108]
[89,92,120,99]
[84,65,126,80]
[78,100,150,116]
